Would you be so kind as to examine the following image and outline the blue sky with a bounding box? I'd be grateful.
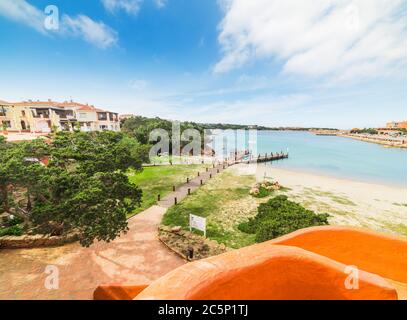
[0,0,406,129]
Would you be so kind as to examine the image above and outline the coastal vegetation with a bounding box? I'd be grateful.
[394,203,407,208]
[120,116,338,146]
[162,168,330,248]
[121,116,284,143]
[162,170,258,248]
[350,128,379,135]
[127,164,211,216]
[238,195,330,243]
[0,131,147,246]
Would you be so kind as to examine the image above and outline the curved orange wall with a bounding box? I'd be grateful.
[135,243,397,300]
[94,284,148,300]
[270,226,407,283]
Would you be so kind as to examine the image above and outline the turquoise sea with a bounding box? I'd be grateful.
[212,130,407,187]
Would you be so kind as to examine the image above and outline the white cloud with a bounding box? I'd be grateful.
[101,0,143,15]
[215,0,407,82]
[129,79,149,90]
[0,0,118,49]
[176,94,311,125]
[62,14,118,49]
[0,0,45,33]
[154,0,167,9]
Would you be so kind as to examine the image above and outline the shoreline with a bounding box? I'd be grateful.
[267,163,407,189]
[340,134,407,149]
[233,164,407,237]
[263,165,407,193]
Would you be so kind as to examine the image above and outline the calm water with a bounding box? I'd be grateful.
[211,130,407,186]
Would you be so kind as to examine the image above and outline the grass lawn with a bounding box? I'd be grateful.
[127,164,210,217]
[162,168,272,249]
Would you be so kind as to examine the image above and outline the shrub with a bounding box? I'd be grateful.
[0,225,23,237]
[4,216,24,227]
[238,195,329,242]
[253,186,270,198]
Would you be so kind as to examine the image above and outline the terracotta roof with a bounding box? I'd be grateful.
[0,99,11,104]
[77,105,96,111]
[13,100,59,106]
[58,101,106,112]
[2,99,116,114]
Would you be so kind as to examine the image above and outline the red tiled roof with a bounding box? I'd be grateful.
[2,99,116,114]
[13,100,59,106]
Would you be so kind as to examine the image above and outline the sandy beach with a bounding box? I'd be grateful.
[233,164,407,237]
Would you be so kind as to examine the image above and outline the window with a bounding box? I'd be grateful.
[98,112,107,120]
[2,120,11,128]
[21,110,26,117]
[0,106,8,116]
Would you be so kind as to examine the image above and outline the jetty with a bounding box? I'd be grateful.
[253,152,289,163]
[228,151,289,164]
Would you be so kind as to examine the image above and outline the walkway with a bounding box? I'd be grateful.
[0,162,230,300]
[159,162,228,208]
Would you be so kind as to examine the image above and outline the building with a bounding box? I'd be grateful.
[119,114,136,121]
[387,121,407,129]
[0,99,120,133]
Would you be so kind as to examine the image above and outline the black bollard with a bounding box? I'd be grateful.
[187,247,194,260]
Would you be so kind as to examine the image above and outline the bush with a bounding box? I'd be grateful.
[238,195,329,242]
[0,225,23,237]
[4,216,24,227]
[254,186,270,198]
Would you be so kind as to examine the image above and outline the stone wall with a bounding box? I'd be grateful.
[0,232,78,249]
[158,225,228,261]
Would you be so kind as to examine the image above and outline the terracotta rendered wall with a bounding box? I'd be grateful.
[270,226,407,283]
[135,243,397,300]
[94,284,148,300]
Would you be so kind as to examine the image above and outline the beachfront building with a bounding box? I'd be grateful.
[0,99,120,133]
[387,121,407,129]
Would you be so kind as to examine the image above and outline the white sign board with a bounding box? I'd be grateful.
[189,214,206,237]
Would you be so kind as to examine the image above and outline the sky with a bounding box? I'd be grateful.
[0,0,407,129]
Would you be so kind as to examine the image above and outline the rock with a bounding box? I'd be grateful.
[0,232,78,249]
[272,184,281,190]
[158,227,229,261]
[171,226,182,233]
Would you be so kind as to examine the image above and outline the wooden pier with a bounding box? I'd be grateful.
[255,152,289,163]
[231,151,289,164]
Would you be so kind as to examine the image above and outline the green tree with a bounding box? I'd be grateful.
[1,131,147,247]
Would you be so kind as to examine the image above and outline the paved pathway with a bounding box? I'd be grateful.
[159,163,228,208]
[0,162,230,300]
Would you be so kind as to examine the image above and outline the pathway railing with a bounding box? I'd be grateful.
[156,151,289,208]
